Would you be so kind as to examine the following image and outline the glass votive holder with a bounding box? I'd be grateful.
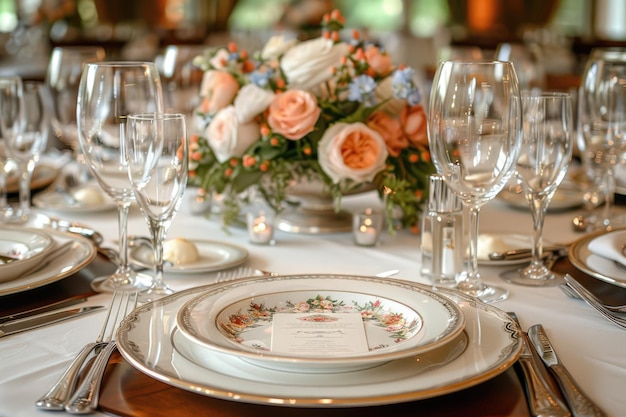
[247,210,275,245]
[352,208,383,247]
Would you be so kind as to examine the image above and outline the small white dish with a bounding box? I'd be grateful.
[7,164,59,193]
[129,239,249,274]
[476,232,553,266]
[0,228,96,295]
[569,230,626,289]
[176,274,465,373]
[0,227,54,283]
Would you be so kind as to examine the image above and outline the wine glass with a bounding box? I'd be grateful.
[46,46,105,152]
[125,113,188,302]
[77,62,164,293]
[494,42,546,92]
[428,60,523,303]
[156,45,205,118]
[578,48,626,231]
[0,76,23,221]
[3,81,49,223]
[501,92,573,286]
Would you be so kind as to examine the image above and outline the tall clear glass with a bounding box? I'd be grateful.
[501,92,573,286]
[77,62,164,293]
[3,81,49,222]
[125,113,188,302]
[428,60,522,303]
[578,48,626,231]
[0,77,23,222]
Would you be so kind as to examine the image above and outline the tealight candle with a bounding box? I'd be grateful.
[247,212,275,245]
[353,209,383,247]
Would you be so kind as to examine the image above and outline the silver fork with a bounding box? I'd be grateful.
[35,290,137,411]
[563,274,626,329]
[216,267,272,282]
[64,290,138,414]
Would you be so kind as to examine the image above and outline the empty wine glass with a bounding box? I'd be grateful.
[77,62,164,293]
[0,76,22,221]
[125,113,188,302]
[156,44,204,118]
[578,48,626,231]
[428,60,523,303]
[495,42,546,92]
[501,92,573,286]
[3,81,49,223]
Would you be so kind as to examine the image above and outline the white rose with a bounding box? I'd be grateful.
[280,38,350,91]
[261,35,297,60]
[234,84,275,123]
[210,48,230,69]
[318,122,388,184]
[206,106,260,163]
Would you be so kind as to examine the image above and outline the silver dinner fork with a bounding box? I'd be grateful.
[216,267,273,282]
[563,274,626,329]
[35,290,138,411]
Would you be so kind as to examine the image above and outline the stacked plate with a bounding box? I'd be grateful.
[116,274,523,407]
[0,226,97,296]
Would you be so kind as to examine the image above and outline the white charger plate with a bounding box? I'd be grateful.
[569,230,626,289]
[176,275,465,373]
[116,282,522,407]
[0,228,96,296]
[129,239,248,274]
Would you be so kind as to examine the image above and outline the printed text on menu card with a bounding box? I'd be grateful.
[271,312,369,356]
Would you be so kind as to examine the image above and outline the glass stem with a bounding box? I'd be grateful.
[602,167,616,229]
[18,160,34,219]
[115,202,132,280]
[458,205,483,293]
[530,194,549,268]
[150,222,167,291]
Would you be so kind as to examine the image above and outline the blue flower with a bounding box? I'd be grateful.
[391,68,421,104]
[348,74,377,103]
[250,68,273,88]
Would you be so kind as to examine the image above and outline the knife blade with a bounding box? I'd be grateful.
[508,312,571,417]
[0,306,104,338]
[0,297,87,324]
[527,324,606,417]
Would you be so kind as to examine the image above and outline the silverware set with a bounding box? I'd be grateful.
[563,274,626,329]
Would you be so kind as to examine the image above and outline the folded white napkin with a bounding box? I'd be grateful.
[588,230,626,267]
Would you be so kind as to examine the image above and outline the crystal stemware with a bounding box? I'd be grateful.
[3,81,49,223]
[428,60,523,303]
[77,61,164,293]
[501,92,573,286]
[578,48,626,231]
[0,76,23,221]
[125,112,188,302]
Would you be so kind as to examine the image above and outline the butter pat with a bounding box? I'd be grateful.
[476,234,508,260]
[163,238,199,265]
[72,185,105,205]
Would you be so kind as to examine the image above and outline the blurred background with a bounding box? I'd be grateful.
[1,0,625,90]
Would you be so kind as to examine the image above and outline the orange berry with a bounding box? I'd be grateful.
[303,146,312,156]
[410,224,419,234]
[227,42,237,52]
[229,158,239,167]
[323,30,330,39]
[260,125,270,136]
[331,31,340,42]
[352,29,360,40]
[270,137,280,146]
[224,168,233,177]
[331,9,341,19]
[409,154,418,163]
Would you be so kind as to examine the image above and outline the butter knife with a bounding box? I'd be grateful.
[0,306,104,338]
[508,313,571,417]
[528,324,606,417]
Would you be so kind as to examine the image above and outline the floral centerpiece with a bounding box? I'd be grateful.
[189,9,435,232]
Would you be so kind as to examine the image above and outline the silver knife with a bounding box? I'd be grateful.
[508,312,571,417]
[0,306,104,338]
[528,324,607,417]
[0,297,87,324]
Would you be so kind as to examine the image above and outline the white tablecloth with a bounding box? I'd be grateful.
[1,188,625,416]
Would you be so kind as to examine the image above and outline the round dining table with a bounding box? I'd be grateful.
[1,183,625,417]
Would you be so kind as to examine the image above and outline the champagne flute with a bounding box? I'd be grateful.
[428,60,522,303]
[578,48,626,231]
[77,62,164,293]
[501,92,573,286]
[3,81,49,223]
[0,76,23,221]
[125,113,188,302]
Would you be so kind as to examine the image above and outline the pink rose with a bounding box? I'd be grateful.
[401,105,428,147]
[206,106,260,163]
[367,111,408,157]
[199,70,239,114]
[267,90,320,140]
[318,122,388,184]
[364,45,393,76]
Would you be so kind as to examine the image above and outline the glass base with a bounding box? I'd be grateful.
[456,280,509,303]
[90,271,152,293]
[138,284,175,303]
[500,266,563,287]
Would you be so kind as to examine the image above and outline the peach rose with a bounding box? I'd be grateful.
[206,106,260,163]
[318,122,388,184]
[401,105,428,147]
[267,90,320,140]
[364,45,393,76]
[199,70,239,114]
[367,111,408,157]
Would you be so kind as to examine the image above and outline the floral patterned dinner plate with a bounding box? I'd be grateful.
[176,274,465,372]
